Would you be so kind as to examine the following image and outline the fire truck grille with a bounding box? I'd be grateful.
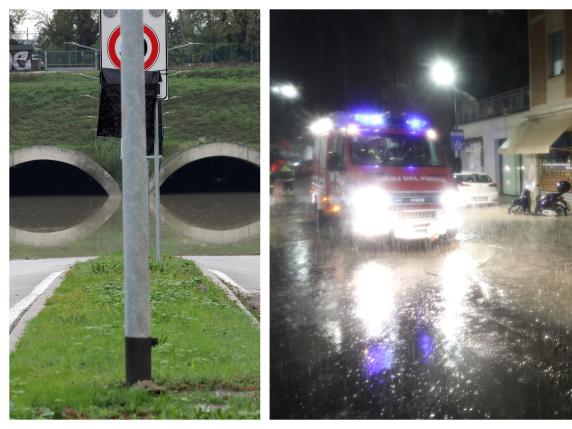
[397,210,437,220]
[391,193,440,205]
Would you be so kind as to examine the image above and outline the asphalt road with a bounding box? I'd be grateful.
[10,257,93,308]
[188,255,260,294]
[270,178,572,419]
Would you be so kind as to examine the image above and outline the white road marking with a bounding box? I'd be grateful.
[209,269,253,296]
[9,270,64,330]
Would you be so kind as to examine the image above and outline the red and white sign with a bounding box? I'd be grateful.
[100,10,168,99]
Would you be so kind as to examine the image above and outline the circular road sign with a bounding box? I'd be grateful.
[107,24,160,70]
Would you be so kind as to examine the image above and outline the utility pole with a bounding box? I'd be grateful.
[154,101,161,262]
[120,9,154,386]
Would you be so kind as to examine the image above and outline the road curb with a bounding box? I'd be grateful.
[9,270,70,351]
[208,269,254,296]
[9,270,65,332]
[201,269,259,326]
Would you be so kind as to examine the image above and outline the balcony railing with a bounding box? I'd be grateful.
[459,86,530,124]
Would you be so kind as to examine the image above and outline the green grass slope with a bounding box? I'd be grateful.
[9,66,260,180]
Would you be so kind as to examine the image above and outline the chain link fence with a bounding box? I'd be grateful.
[168,41,260,66]
[27,49,99,70]
[29,41,259,71]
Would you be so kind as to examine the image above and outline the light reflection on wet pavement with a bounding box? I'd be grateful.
[270,181,572,419]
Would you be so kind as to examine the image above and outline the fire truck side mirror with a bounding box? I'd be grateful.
[327,152,344,171]
[452,157,462,173]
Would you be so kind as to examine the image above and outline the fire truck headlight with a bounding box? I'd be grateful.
[350,187,393,236]
[309,117,333,136]
[351,187,392,213]
[440,189,463,210]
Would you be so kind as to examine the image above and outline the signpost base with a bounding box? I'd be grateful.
[125,337,158,385]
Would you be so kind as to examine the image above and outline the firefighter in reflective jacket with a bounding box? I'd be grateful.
[280,164,295,196]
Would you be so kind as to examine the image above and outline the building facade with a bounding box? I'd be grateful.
[459,10,572,201]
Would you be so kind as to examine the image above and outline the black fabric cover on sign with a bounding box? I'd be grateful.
[96,68,162,155]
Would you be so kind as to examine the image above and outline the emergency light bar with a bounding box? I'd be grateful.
[311,112,435,137]
[352,113,385,126]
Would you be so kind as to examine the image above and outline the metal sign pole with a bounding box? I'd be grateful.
[154,100,161,262]
[120,9,152,386]
[452,87,459,158]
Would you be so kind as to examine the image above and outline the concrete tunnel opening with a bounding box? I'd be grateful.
[10,160,108,196]
[160,156,260,193]
[159,156,260,231]
[10,160,111,233]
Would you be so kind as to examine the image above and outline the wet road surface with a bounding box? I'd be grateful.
[270,179,572,419]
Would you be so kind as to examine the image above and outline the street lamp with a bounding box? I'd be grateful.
[168,41,206,51]
[271,82,300,144]
[64,42,100,69]
[431,58,466,164]
[430,59,457,130]
[271,83,299,100]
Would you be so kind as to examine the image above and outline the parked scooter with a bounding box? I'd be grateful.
[533,180,570,216]
[508,181,570,216]
[508,189,532,215]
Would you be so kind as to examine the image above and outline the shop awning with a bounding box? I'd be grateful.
[498,112,572,155]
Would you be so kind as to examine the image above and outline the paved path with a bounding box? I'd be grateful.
[184,255,260,295]
[9,257,94,350]
[10,257,94,307]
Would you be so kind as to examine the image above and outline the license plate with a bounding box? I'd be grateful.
[473,196,487,201]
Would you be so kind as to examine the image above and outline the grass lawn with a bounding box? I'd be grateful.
[9,66,260,180]
[10,255,259,419]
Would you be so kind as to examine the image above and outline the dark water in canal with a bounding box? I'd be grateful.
[10,193,259,258]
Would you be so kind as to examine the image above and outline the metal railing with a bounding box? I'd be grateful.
[459,86,530,124]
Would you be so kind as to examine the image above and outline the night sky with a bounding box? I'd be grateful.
[270,10,529,142]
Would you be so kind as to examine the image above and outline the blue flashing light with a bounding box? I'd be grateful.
[353,113,385,127]
[405,117,428,131]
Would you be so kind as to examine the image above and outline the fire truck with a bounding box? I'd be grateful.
[310,112,462,240]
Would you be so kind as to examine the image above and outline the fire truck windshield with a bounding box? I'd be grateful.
[349,134,446,167]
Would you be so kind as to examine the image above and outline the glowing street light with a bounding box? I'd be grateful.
[280,84,299,99]
[430,59,456,87]
[430,58,459,132]
[272,83,299,99]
